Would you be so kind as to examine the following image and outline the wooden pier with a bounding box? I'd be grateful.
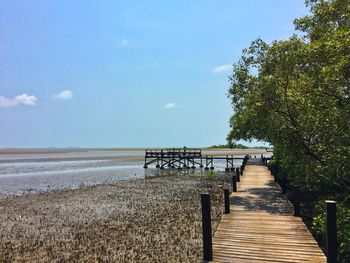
[143,149,246,170]
[211,159,326,262]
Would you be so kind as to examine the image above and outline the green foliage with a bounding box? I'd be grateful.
[234,143,249,149]
[227,0,350,260]
[209,144,232,148]
[313,201,350,261]
[209,143,248,149]
[205,170,217,181]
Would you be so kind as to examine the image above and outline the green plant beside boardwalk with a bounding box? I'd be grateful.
[226,0,350,261]
[313,201,350,261]
[205,170,217,181]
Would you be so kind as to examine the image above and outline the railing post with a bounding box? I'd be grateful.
[232,175,237,192]
[224,189,230,214]
[326,200,337,263]
[235,167,240,182]
[201,193,213,261]
[293,186,300,217]
[280,173,287,194]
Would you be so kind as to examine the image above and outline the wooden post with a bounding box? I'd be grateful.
[232,175,237,192]
[293,186,300,217]
[224,189,230,214]
[235,168,240,182]
[156,157,160,168]
[201,193,213,261]
[210,156,214,170]
[225,156,229,172]
[326,201,337,263]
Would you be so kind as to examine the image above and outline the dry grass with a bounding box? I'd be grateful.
[0,170,232,262]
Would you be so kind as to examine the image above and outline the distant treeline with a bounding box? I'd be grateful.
[209,144,266,149]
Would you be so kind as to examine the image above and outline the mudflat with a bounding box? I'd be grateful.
[0,171,231,262]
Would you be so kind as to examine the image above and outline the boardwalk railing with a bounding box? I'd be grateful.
[200,157,336,262]
[143,148,247,170]
[266,159,337,263]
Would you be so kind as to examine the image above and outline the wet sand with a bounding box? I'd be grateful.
[0,171,232,262]
[0,148,268,198]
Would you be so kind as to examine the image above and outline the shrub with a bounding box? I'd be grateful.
[313,200,350,262]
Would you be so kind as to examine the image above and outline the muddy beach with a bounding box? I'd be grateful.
[0,170,232,262]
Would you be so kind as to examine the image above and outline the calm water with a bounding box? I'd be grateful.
[0,149,265,197]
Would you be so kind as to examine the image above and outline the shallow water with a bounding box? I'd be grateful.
[0,150,143,197]
[0,149,264,197]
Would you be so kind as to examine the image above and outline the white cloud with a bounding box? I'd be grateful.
[0,94,37,107]
[212,64,232,73]
[120,39,129,47]
[52,90,73,100]
[164,102,176,109]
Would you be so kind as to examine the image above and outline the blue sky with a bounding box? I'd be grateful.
[0,0,309,148]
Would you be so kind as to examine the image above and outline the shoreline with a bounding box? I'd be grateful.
[0,148,268,163]
[0,155,145,163]
[0,149,268,198]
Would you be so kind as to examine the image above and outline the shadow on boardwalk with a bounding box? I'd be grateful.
[231,187,292,214]
[231,164,292,214]
[212,163,326,263]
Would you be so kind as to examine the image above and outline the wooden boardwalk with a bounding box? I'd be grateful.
[212,160,326,263]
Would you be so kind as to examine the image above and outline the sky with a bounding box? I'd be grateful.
[0,0,309,148]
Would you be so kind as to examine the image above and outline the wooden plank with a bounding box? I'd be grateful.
[213,238,324,250]
[212,163,326,263]
[211,236,318,247]
[213,243,325,256]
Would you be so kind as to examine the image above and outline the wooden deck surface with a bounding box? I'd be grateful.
[212,160,326,263]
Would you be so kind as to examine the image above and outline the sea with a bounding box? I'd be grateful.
[0,148,266,197]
